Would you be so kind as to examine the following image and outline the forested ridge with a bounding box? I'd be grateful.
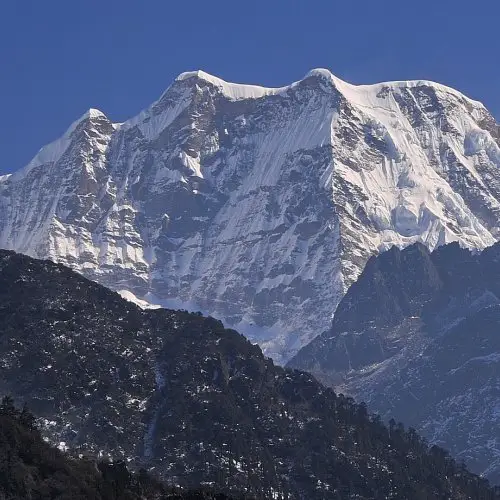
[0,396,236,500]
[0,249,499,499]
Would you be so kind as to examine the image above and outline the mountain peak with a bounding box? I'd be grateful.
[82,107,106,119]
[175,69,221,84]
[305,67,334,79]
[173,69,287,100]
[65,108,109,137]
[304,67,343,86]
[9,108,112,182]
[301,69,486,110]
[162,69,487,111]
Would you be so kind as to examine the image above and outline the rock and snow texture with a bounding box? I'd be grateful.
[288,242,500,484]
[1,68,500,363]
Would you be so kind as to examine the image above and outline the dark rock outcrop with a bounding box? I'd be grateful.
[289,241,500,483]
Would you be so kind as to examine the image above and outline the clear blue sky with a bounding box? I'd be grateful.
[1,0,499,174]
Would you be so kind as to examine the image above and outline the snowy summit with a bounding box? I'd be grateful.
[1,68,499,363]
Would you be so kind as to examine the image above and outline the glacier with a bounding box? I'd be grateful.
[1,68,500,364]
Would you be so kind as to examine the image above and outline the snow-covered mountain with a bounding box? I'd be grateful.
[1,69,500,363]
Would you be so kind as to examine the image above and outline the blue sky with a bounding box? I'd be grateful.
[1,0,499,174]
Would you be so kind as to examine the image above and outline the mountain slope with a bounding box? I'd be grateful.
[1,69,500,362]
[0,397,235,500]
[288,241,500,484]
[1,249,499,499]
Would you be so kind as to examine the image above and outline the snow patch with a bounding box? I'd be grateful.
[118,290,160,309]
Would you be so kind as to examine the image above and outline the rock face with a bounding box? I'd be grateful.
[1,69,500,362]
[1,249,499,499]
[288,241,500,484]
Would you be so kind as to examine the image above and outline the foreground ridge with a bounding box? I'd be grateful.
[0,249,498,498]
[0,397,236,499]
